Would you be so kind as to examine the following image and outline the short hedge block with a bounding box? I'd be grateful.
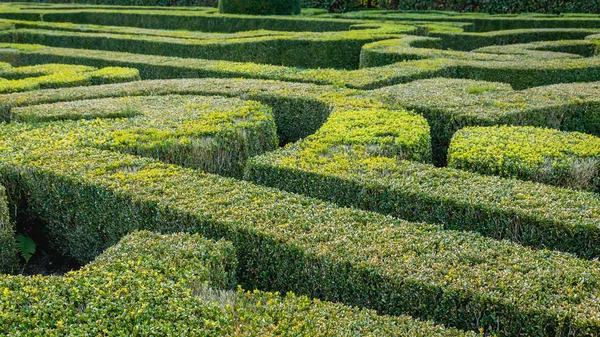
[448,126,600,191]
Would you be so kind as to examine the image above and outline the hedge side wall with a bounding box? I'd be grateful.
[0,184,16,274]
[219,0,301,15]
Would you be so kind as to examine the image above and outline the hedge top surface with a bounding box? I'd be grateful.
[448,126,600,191]
[9,94,278,177]
[0,62,140,94]
[296,107,432,163]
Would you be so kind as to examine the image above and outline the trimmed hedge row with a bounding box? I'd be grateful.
[0,184,16,274]
[359,35,593,68]
[8,19,294,40]
[474,39,600,57]
[219,0,301,15]
[4,79,600,335]
[0,62,140,93]
[430,28,600,51]
[375,78,600,164]
[4,41,600,90]
[0,9,358,33]
[288,107,433,163]
[0,25,408,69]
[14,95,278,177]
[448,126,600,192]
[2,78,599,257]
[0,230,474,336]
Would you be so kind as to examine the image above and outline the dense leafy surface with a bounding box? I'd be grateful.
[1,4,600,336]
[449,126,600,191]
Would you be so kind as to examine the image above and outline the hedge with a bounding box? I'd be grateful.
[448,126,600,191]
[375,78,600,164]
[7,0,219,6]
[0,25,408,69]
[0,184,16,274]
[218,0,301,15]
[247,121,600,262]
[474,39,600,58]
[3,41,600,91]
[359,35,595,68]
[4,79,600,335]
[15,95,278,177]
[0,8,357,33]
[340,11,600,32]
[5,0,600,13]
[0,62,140,93]
[0,230,474,336]
[359,30,600,68]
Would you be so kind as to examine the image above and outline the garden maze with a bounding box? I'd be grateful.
[1,3,600,336]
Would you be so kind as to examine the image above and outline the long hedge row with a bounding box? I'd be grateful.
[0,62,139,93]
[1,230,475,336]
[0,25,409,69]
[0,8,358,32]
[3,41,600,90]
[4,78,600,336]
[359,35,596,68]
[448,126,600,192]
[11,95,278,177]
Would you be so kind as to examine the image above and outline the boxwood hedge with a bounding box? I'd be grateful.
[0,184,16,274]
[376,78,600,164]
[3,79,600,335]
[218,0,301,15]
[360,35,599,68]
[0,8,357,32]
[0,24,409,69]
[4,41,600,90]
[12,94,278,177]
[0,230,474,336]
[448,126,600,192]
[0,62,139,93]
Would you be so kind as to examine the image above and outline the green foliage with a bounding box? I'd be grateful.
[15,234,35,264]
[0,24,405,69]
[0,63,140,94]
[0,8,354,33]
[375,78,600,164]
[448,126,600,191]
[219,0,301,15]
[13,95,279,177]
[3,6,600,336]
[3,79,600,335]
[2,0,218,5]
[0,185,17,273]
[0,230,474,336]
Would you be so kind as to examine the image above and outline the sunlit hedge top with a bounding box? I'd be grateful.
[448,125,600,191]
[0,63,140,94]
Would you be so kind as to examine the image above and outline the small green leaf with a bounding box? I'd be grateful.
[16,234,36,264]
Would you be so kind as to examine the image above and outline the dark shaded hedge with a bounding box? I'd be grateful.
[219,0,301,15]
